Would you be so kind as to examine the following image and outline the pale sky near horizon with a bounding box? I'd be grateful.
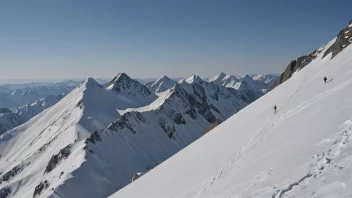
[0,0,351,80]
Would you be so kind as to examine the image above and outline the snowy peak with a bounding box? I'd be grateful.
[106,73,153,97]
[108,73,130,84]
[185,74,203,84]
[251,74,279,84]
[81,77,102,89]
[110,21,352,198]
[208,72,227,83]
[208,73,240,88]
[240,74,254,83]
[160,75,171,82]
[145,75,177,94]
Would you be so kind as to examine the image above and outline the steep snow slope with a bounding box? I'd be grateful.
[112,40,352,197]
[0,73,162,198]
[145,75,177,94]
[11,94,65,121]
[0,78,123,198]
[0,108,24,135]
[48,74,249,198]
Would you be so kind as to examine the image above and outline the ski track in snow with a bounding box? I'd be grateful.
[195,78,308,198]
[272,120,352,198]
[279,78,352,122]
[196,76,352,198]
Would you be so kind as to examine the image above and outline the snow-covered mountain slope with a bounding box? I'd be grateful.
[0,73,164,198]
[208,73,261,102]
[106,73,157,108]
[111,38,352,197]
[0,108,24,135]
[208,73,276,95]
[145,75,177,94]
[11,94,65,121]
[238,74,272,94]
[251,74,279,85]
[0,78,126,198]
[208,73,240,88]
[42,74,249,198]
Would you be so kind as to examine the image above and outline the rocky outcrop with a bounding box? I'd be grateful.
[85,131,102,145]
[106,73,153,97]
[131,172,145,182]
[272,20,352,89]
[323,20,352,59]
[33,180,49,197]
[271,52,318,89]
[44,145,71,174]
[0,186,11,198]
[0,162,31,184]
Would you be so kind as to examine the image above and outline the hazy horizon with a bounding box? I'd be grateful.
[0,72,281,85]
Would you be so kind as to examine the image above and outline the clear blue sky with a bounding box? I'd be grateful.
[0,0,351,80]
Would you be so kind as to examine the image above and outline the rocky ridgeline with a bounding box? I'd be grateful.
[323,20,352,58]
[272,20,352,89]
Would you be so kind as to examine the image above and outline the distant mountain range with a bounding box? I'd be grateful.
[0,72,277,198]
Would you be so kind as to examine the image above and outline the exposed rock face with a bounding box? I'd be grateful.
[0,186,11,198]
[271,52,317,89]
[0,162,31,184]
[44,145,71,174]
[33,180,49,197]
[85,131,102,145]
[272,20,352,89]
[106,73,153,97]
[323,21,352,59]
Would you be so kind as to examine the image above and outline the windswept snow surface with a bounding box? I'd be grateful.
[112,41,352,198]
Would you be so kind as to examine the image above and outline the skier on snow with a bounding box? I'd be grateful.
[323,76,327,83]
[274,105,277,114]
